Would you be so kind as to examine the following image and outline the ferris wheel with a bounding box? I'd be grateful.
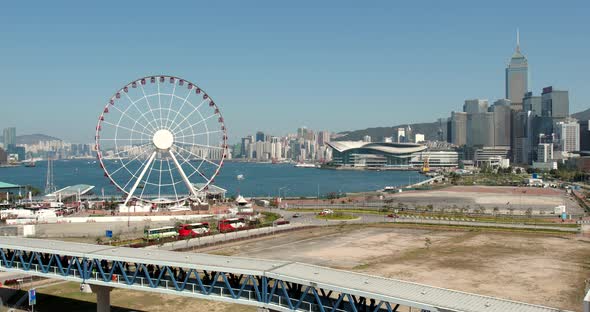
[95,75,228,205]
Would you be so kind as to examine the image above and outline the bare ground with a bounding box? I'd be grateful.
[199,224,590,311]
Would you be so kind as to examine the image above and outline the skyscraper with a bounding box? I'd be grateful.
[463,99,488,114]
[505,30,529,109]
[451,112,467,146]
[555,120,580,152]
[541,86,569,118]
[2,127,16,147]
[255,131,265,142]
[490,100,512,147]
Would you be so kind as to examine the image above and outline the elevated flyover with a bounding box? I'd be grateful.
[0,237,571,312]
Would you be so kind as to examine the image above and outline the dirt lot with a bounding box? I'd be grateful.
[385,185,584,215]
[198,224,590,311]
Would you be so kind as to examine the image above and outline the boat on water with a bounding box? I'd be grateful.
[294,163,318,168]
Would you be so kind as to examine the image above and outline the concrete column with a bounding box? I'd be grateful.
[91,285,113,312]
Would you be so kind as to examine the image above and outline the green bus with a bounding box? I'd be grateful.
[144,226,178,240]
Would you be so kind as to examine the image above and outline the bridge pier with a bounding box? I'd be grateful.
[91,285,113,312]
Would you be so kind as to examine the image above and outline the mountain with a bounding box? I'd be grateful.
[0,134,62,145]
[572,108,590,121]
[335,121,441,142]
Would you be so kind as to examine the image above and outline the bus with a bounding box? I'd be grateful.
[145,226,178,240]
[178,222,210,238]
[217,217,247,233]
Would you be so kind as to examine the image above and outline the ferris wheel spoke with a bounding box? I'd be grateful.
[174,149,210,184]
[170,99,210,133]
[139,153,158,200]
[175,141,223,150]
[169,150,199,197]
[102,121,152,138]
[121,92,158,133]
[109,147,152,176]
[167,89,193,130]
[108,103,155,135]
[123,151,157,206]
[174,130,223,140]
[166,158,180,203]
[138,82,161,130]
[164,82,177,129]
[157,81,163,129]
[173,144,221,168]
[158,159,163,199]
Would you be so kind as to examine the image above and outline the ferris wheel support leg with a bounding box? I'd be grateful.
[169,150,200,202]
[124,151,157,206]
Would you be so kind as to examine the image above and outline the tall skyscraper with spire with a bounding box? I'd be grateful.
[505,29,529,109]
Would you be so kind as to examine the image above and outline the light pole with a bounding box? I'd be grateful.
[278,186,287,209]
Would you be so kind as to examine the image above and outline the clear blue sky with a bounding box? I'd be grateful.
[1,0,588,143]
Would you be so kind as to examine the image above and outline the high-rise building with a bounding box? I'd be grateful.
[241,136,252,157]
[537,143,553,162]
[555,120,580,152]
[255,131,265,142]
[467,112,494,147]
[317,131,330,146]
[580,120,590,151]
[505,30,528,109]
[362,135,371,143]
[2,127,16,147]
[541,86,569,118]
[522,92,542,117]
[395,128,406,143]
[463,99,488,114]
[490,100,512,147]
[451,112,467,146]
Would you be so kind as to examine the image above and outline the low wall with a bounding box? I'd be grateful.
[5,214,215,225]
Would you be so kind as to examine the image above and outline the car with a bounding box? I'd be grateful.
[292,213,302,218]
[387,213,399,218]
[319,209,334,216]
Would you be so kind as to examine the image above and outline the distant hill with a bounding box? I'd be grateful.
[572,108,590,121]
[0,134,62,145]
[335,121,441,142]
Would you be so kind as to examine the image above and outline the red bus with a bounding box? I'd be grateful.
[178,222,210,238]
[217,218,247,233]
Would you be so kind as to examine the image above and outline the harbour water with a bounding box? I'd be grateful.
[0,160,426,197]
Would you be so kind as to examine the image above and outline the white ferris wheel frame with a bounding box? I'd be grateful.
[94,75,228,205]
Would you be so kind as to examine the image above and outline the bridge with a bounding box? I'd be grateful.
[0,237,573,312]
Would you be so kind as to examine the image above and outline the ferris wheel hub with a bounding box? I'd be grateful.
[153,129,174,150]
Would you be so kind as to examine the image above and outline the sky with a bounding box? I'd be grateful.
[0,0,589,143]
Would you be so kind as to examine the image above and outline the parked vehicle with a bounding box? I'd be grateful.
[319,209,334,216]
[292,213,302,218]
[145,226,178,240]
[178,222,210,238]
[217,217,248,233]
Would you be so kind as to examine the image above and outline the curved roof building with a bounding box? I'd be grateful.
[326,141,427,168]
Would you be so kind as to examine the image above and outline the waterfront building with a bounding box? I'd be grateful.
[414,134,425,143]
[554,120,580,152]
[409,150,458,168]
[326,141,426,168]
[317,131,330,146]
[2,127,16,147]
[463,99,488,114]
[474,146,511,168]
[362,135,371,143]
[255,131,265,142]
[451,112,467,146]
[395,128,406,143]
[541,86,569,119]
[0,148,7,165]
[505,30,528,109]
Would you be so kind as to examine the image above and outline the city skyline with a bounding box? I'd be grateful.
[1,1,589,143]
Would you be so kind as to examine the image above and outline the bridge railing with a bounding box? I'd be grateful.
[0,254,394,312]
